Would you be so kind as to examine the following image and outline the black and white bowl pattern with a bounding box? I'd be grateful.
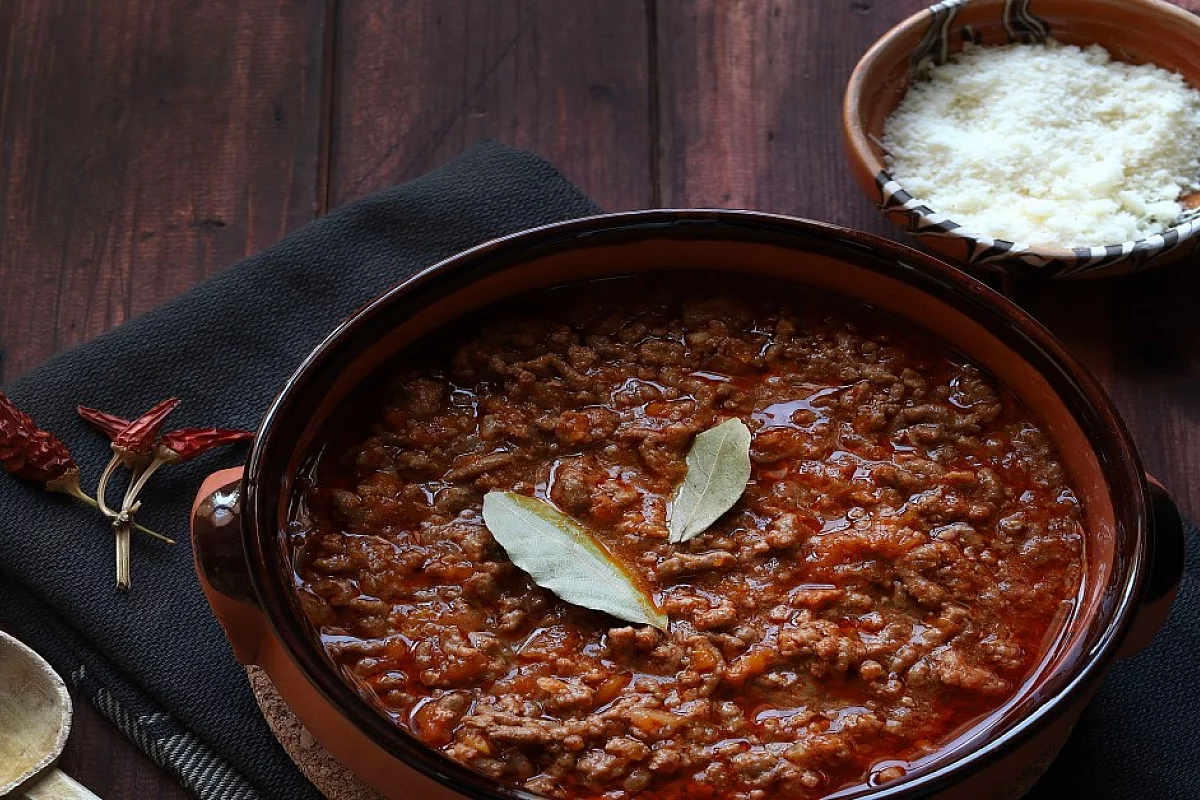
[871,0,1200,278]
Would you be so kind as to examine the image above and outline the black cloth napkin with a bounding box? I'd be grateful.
[0,141,600,799]
[1028,515,1200,799]
[0,139,1196,800]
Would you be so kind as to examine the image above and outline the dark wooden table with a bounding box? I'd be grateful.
[1,1,1196,797]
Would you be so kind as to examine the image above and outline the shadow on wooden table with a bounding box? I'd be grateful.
[1006,255,1200,520]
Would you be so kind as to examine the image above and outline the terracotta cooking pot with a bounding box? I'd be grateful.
[192,211,1184,799]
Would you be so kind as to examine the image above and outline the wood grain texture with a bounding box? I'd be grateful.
[1,0,1199,797]
[655,0,925,228]
[0,0,327,797]
[57,696,187,800]
[0,0,326,382]
[329,0,653,211]
[22,768,101,800]
[1007,265,1200,521]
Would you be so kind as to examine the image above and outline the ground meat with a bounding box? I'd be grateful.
[655,550,737,580]
[291,275,1084,800]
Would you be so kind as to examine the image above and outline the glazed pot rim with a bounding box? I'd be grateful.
[243,209,1151,799]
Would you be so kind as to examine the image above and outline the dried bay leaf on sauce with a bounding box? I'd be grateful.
[482,491,669,631]
[668,417,752,544]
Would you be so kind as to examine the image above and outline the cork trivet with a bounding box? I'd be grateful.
[245,665,384,800]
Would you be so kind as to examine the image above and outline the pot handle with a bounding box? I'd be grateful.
[191,467,268,665]
[1118,475,1185,658]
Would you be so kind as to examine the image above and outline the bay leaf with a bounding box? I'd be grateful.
[482,491,669,630]
[668,417,752,544]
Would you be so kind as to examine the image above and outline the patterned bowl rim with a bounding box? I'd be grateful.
[845,0,1200,272]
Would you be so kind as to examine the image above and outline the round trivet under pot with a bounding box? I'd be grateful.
[246,666,383,800]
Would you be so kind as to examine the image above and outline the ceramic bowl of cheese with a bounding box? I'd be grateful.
[843,0,1200,278]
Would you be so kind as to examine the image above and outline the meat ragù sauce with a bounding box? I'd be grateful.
[288,275,1084,799]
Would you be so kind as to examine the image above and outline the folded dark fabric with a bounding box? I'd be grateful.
[0,140,600,799]
[0,138,1195,800]
[1028,515,1199,800]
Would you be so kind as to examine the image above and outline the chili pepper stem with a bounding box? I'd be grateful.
[91,452,176,545]
[122,456,167,512]
[114,518,132,591]
[109,455,169,592]
[96,454,137,590]
[64,488,175,545]
[95,453,122,518]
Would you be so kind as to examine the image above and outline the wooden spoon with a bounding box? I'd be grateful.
[0,631,99,799]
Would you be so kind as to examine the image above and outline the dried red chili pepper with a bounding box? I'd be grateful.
[155,428,253,464]
[1,392,79,490]
[79,407,252,463]
[97,398,179,589]
[0,393,172,545]
[84,399,249,529]
[112,398,180,464]
[121,428,252,512]
[16,395,248,590]
[77,405,129,441]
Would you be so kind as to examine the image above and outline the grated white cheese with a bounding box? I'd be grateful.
[881,40,1200,248]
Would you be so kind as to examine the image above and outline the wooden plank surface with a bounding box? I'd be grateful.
[0,0,327,797]
[655,0,924,229]
[1,0,1198,797]
[329,0,653,211]
[0,0,325,383]
[1008,266,1200,518]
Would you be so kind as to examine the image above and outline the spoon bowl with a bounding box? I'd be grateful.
[0,630,98,799]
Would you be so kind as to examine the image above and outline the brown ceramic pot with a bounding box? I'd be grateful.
[191,211,1184,799]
